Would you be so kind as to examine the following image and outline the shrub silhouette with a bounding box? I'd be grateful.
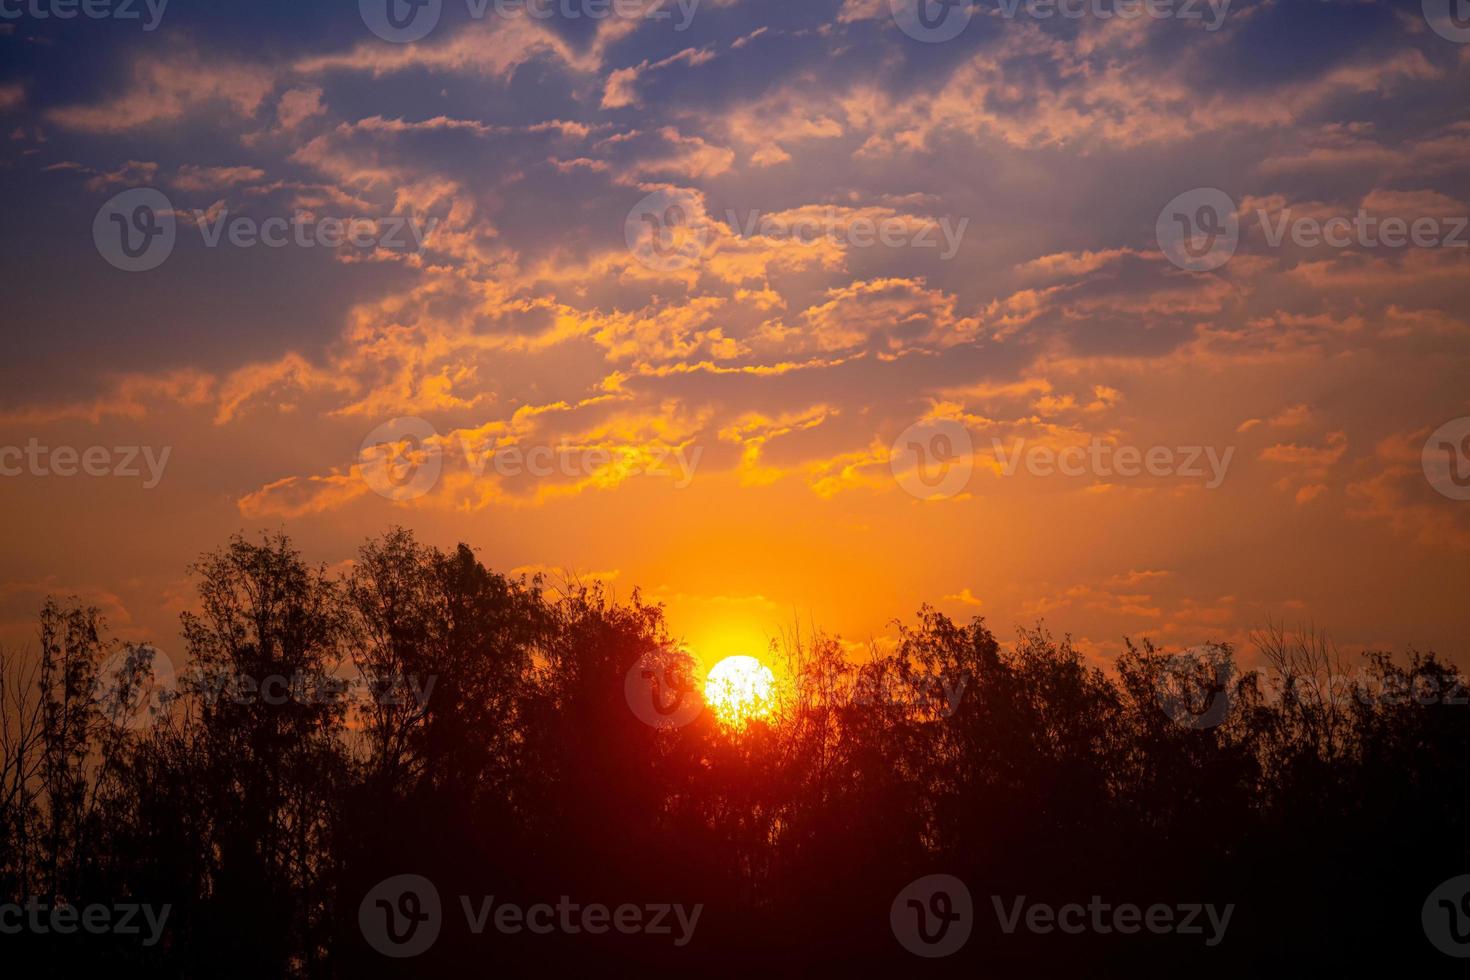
[1,528,1466,976]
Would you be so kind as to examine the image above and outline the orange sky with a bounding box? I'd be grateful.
[2,1,1469,674]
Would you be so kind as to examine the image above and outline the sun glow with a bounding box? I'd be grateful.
[703,655,776,728]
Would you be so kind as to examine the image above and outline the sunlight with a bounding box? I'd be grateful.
[703,655,776,728]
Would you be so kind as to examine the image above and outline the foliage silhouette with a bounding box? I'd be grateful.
[1,528,1466,976]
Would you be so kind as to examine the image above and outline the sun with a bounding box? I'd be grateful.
[703,655,776,727]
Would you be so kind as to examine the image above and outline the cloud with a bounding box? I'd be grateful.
[48,55,274,132]
[0,371,213,426]
[276,86,326,130]
[601,47,715,110]
[1346,432,1470,550]
[5,0,1470,658]
[798,278,979,353]
[293,15,595,80]
[46,159,160,191]
[237,470,373,520]
[172,164,267,193]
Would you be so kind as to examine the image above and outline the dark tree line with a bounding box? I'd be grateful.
[1,528,1466,976]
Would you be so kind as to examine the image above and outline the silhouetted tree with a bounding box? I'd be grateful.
[2,529,1467,976]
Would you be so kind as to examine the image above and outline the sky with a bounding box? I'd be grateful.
[1,0,1469,673]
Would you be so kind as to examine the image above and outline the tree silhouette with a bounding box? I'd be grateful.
[1,527,1466,976]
